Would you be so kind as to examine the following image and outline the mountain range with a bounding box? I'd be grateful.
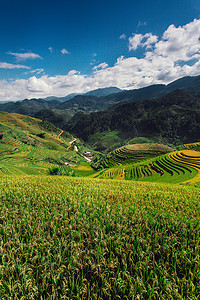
[1,75,200,117]
[65,89,200,144]
[43,87,122,102]
[1,75,200,148]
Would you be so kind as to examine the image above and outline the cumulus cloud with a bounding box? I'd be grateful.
[129,33,158,51]
[27,76,50,93]
[1,19,200,102]
[61,48,70,54]
[154,18,200,61]
[0,62,30,69]
[7,52,43,61]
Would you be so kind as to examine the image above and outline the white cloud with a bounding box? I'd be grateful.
[137,21,147,29]
[24,68,44,75]
[7,52,43,61]
[154,18,200,61]
[0,62,30,69]
[1,19,200,102]
[93,62,109,70]
[143,33,159,48]
[61,48,70,54]
[128,34,144,50]
[27,76,50,93]
[119,34,126,39]
[129,33,158,51]
[48,47,53,53]
[90,59,96,65]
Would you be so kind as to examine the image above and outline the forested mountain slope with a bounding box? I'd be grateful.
[64,89,200,144]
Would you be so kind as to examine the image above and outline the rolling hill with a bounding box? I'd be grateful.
[0,112,87,175]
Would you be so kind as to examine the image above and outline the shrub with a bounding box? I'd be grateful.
[49,167,59,175]
[37,132,45,138]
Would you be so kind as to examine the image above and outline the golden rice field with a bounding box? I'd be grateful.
[0,175,199,299]
[93,148,200,185]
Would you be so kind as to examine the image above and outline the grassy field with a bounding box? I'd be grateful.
[0,175,199,299]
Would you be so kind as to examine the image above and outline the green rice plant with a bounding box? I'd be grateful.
[0,176,199,299]
[94,143,174,170]
[96,149,200,184]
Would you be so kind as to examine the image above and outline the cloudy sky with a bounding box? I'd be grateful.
[0,0,200,101]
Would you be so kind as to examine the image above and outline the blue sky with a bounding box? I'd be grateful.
[0,0,200,101]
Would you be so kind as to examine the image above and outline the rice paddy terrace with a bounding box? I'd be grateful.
[0,112,90,175]
[93,143,200,185]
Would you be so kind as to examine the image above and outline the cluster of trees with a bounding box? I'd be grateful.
[65,90,200,145]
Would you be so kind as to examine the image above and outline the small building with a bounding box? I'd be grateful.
[83,151,93,157]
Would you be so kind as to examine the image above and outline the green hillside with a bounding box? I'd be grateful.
[65,89,200,145]
[0,112,95,176]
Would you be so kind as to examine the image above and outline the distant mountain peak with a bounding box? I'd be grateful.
[84,87,121,97]
[43,87,122,102]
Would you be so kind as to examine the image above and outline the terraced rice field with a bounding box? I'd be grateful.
[184,141,200,151]
[0,142,77,175]
[94,145,200,185]
[102,144,173,168]
[0,112,92,175]
[169,150,200,183]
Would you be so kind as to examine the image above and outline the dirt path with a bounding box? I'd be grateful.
[66,138,91,163]
[67,138,77,151]
[81,155,92,163]
[57,130,63,139]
